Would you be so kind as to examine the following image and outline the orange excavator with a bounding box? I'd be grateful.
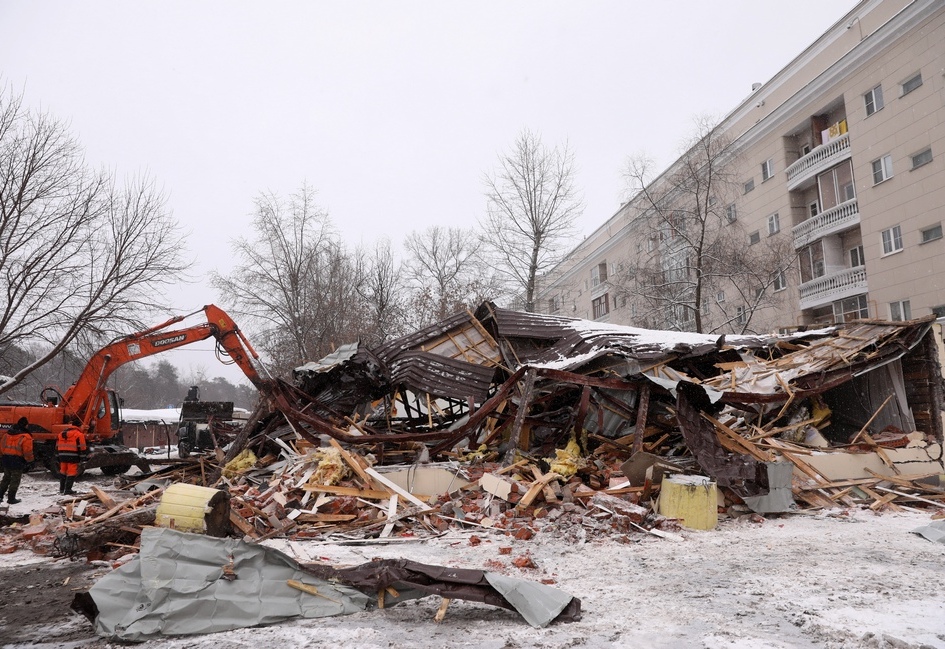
[0,305,271,476]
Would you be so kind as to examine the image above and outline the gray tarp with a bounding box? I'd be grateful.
[87,527,578,641]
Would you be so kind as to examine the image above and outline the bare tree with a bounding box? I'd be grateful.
[211,183,366,375]
[617,117,796,334]
[0,86,189,395]
[482,129,583,312]
[404,225,504,326]
[357,237,408,345]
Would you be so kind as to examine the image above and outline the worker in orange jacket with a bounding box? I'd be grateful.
[56,425,87,495]
[0,417,34,505]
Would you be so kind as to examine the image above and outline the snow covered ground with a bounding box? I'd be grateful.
[2,471,944,648]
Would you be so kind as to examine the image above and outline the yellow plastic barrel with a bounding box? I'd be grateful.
[658,474,718,530]
[155,483,231,536]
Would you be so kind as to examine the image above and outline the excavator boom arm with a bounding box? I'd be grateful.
[62,305,267,427]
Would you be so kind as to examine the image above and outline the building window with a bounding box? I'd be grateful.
[725,203,737,223]
[548,296,561,313]
[669,211,687,238]
[761,159,774,181]
[744,178,755,194]
[817,160,855,210]
[767,213,780,236]
[911,148,933,170]
[773,270,787,292]
[881,225,903,255]
[809,201,819,218]
[834,295,869,323]
[591,261,608,287]
[864,84,884,116]
[849,245,865,267]
[872,155,893,185]
[901,72,923,96]
[801,143,812,156]
[932,305,945,318]
[921,224,943,243]
[889,300,912,321]
[592,294,610,319]
[646,237,657,252]
[735,306,747,325]
[716,291,726,303]
[701,298,710,315]
[748,231,761,245]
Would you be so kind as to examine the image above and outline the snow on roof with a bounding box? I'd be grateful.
[567,318,734,348]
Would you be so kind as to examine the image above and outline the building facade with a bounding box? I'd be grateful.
[537,0,945,333]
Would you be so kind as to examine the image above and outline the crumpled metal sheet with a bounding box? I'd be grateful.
[83,528,580,641]
[304,557,581,628]
[86,527,371,641]
[911,520,945,544]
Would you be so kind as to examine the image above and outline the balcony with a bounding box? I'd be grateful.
[785,133,851,191]
[792,198,860,249]
[798,266,868,311]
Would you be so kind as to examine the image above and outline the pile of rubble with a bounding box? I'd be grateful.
[3,304,945,560]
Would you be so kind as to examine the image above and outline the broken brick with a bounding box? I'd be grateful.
[512,555,536,569]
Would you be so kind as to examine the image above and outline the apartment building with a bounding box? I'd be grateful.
[536,0,945,333]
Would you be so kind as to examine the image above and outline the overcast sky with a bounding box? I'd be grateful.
[1,1,855,385]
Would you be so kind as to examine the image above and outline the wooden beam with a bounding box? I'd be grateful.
[850,394,894,444]
[631,383,650,456]
[505,369,535,463]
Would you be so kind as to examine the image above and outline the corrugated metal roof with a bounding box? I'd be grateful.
[375,311,478,361]
[387,351,496,402]
[703,317,935,397]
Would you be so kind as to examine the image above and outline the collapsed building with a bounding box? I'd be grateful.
[247,302,945,514]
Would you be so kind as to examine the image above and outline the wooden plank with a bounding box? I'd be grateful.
[531,466,559,504]
[293,513,358,523]
[493,459,529,476]
[380,494,399,538]
[874,485,945,509]
[90,486,117,509]
[850,394,894,444]
[860,485,902,512]
[287,580,341,604]
[229,508,258,538]
[517,471,559,509]
[859,432,901,474]
[68,487,165,528]
[434,597,451,623]
[865,469,941,489]
[702,413,774,462]
[869,492,900,511]
[301,484,393,499]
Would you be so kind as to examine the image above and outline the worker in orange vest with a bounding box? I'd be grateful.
[56,425,87,495]
[0,417,34,504]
